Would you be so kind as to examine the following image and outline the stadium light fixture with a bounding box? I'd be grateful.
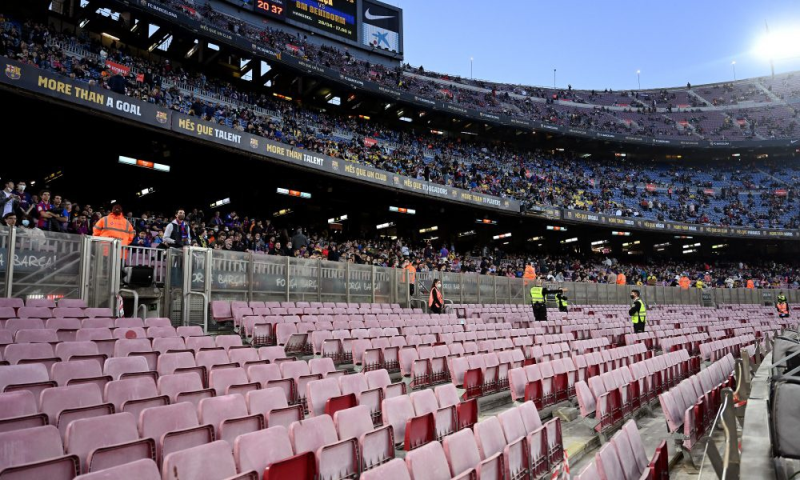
[119,156,170,172]
[560,237,578,244]
[654,242,671,248]
[273,209,292,217]
[459,231,476,238]
[528,236,543,242]
[674,236,693,239]
[425,236,439,241]
[712,244,728,250]
[611,231,631,236]
[136,187,155,197]
[102,32,119,41]
[591,240,608,246]
[210,198,231,208]
[328,96,341,106]
[207,42,220,51]
[389,207,415,215]
[376,222,395,230]
[44,171,63,183]
[185,40,200,58]
[328,215,348,224]
[476,219,497,225]
[276,188,311,199]
[546,225,566,231]
[419,226,438,234]
[493,233,511,240]
[683,249,697,254]
[399,117,413,123]
[683,243,701,249]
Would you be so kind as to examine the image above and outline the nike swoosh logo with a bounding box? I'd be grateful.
[365,8,395,21]
[791,140,798,144]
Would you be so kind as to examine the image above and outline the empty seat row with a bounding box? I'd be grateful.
[659,354,736,449]
[573,419,669,480]
[575,349,697,434]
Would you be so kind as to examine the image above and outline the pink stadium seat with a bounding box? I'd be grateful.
[246,387,303,429]
[138,402,214,463]
[73,458,159,480]
[64,412,155,474]
[360,458,410,480]
[104,376,168,418]
[162,440,244,480]
[234,427,295,477]
[0,425,79,479]
[0,390,48,433]
[157,373,214,407]
[198,394,264,446]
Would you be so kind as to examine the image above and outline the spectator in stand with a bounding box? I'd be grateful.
[1,180,19,218]
[162,209,192,249]
[2,211,17,228]
[50,194,69,232]
[131,230,152,248]
[291,227,308,249]
[31,189,55,231]
[92,204,135,245]
[13,180,31,214]
[69,211,91,235]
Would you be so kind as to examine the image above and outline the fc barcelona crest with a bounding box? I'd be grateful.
[5,64,20,80]
[155,111,168,124]
[250,138,259,149]
[331,160,339,171]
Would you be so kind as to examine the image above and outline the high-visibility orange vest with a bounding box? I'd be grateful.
[429,287,443,308]
[523,265,536,280]
[93,214,135,246]
[404,265,416,284]
[616,274,627,285]
[679,277,690,290]
[746,280,755,289]
[777,303,788,314]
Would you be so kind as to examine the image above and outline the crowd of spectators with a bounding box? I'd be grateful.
[4,14,800,230]
[2,176,798,290]
[150,0,800,140]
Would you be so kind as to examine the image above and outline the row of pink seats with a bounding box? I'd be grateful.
[699,334,756,361]
[0,307,112,320]
[362,400,563,480]
[573,419,668,480]
[0,332,238,367]
[0,298,88,309]
[575,349,698,434]
[659,354,736,449]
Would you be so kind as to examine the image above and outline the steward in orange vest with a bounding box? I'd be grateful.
[93,204,135,245]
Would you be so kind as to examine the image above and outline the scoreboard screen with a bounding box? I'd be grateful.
[254,0,287,20]
[288,0,357,41]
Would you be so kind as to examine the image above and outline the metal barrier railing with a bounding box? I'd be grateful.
[3,227,800,315]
